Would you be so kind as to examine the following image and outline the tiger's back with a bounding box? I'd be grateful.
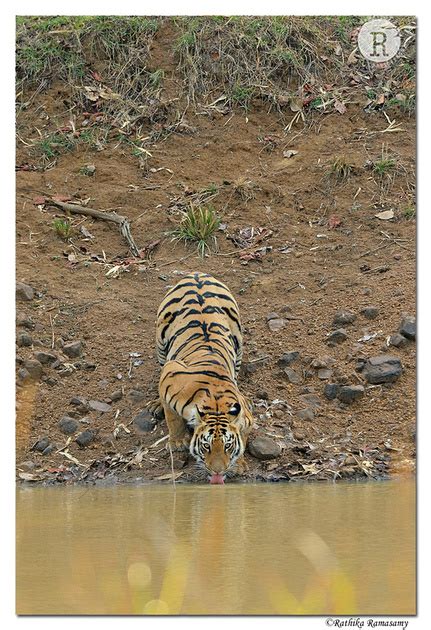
[154,272,253,482]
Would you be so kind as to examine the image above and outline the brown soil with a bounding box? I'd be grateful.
[16,27,416,485]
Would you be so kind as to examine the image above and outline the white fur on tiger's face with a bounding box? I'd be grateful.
[155,272,253,482]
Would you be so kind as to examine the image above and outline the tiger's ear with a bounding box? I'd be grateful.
[228,402,241,416]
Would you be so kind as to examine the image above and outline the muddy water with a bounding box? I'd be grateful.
[16,479,415,615]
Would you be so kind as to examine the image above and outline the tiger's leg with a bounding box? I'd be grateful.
[146,398,164,420]
[163,403,190,451]
[234,455,248,474]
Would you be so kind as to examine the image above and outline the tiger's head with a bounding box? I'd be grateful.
[189,402,245,483]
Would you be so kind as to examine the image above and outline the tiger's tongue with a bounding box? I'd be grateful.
[209,473,225,485]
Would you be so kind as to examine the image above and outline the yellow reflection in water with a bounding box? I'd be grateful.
[16,479,415,615]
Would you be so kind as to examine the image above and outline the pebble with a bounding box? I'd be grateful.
[297,407,314,421]
[337,385,365,404]
[16,282,35,301]
[58,416,79,435]
[110,390,123,402]
[42,444,56,456]
[299,393,322,410]
[268,318,286,332]
[88,400,111,413]
[34,351,58,366]
[256,390,269,400]
[332,310,356,327]
[133,411,156,433]
[76,430,95,447]
[389,333,408,348]
[266,312,280,320]
[23,359,43,380]
[70,396,88,408]
[361,306,379,320]
[317,368,333,380]
[248,436,281,460]
[127,389,146,404]
[278,351,299,367]
[17,332,33,347]
[399,316,416,341]
[63,341,83,358]
[32,437,50,452]
[324,383,340,400]
[362,354,403,384]
[16,312,35,330]
[284,367,302,384]
[326,328,348,345]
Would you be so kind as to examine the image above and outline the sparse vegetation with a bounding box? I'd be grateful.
[329,157,354,182]
[403,206,416,219]
[171,205,221,257]
[52,218,72,240]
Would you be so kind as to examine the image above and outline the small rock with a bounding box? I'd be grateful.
[88,400,111,413]
[34,351,58,366]
[16,282,35,301]
[127,390,146,404]
[82,164,96,176]
[17,332,33,347]
[266,312,280,321]
[268,318,286,332]
[16,312,35,330]
[337,385,365,404]
[326,329,348,345]
[361,306,379,320]
[355,358,367,372]
[63,341,83,358]
[344,454,356,466]
[42,444,55,456]
[278,351,299,367]
[110,390,123,402]
[18,368,30,381]
[23,359,43,380]
[133,411,156,433]
[317,368,333,380]
[297,407,314,421]
[98,379,109,389]
[399,316,416,341]
[58,416,79,435]
[299,393,322,410]
[18,461,35,470]
[324,383,340,400]
[256,390,269,400]
[332,310,356,327]
[76,430,95,447]
[70,396,88,408]
[32,437,50,452]
[284,367,302,384]
[363,354,403,384]
[389,333,408,348]
[248,436,281,460]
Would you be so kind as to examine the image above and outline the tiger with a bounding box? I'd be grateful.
[148,272,253,483]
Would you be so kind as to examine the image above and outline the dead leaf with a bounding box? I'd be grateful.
[347,48,358,65]
[374,210,394,221]
[18,472,42,481]
[334,42,342,56]
[283,149,298,158]
[52,194,72,203]
[289,97,304,113]
[156,471,184,481]
[33,196,46,205]
[92,71,103,82]
[80,226,94,239]
[334,100,347,115]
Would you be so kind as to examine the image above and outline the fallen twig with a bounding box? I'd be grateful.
[47,199,140,256]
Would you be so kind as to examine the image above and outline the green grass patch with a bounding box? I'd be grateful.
[171,205,221,257]
[53,218,72,240]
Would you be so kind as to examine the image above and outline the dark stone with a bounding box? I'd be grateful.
[23,359,43,380]
[34,351,58,366]
[17,332,33,347]
[18,368,30,381]
[324,383,340,400]
[88,400,111,413]
[63,341,83,358]
[248,436,281,460]
[355,358,367,372]
[110,390,123,402]
[284,367,302,384]
[42,444,55,456]
[332,310,356,327]
[363,355,403,384]
[361,306,379,320]
[266,312,280,320]
[389,333,408,348]
[299,393,322,410]
[127,389,146,404]
[337,385,365,404]
[133,411,156,433]
[256,390,269,400]
[70,396,88,409]
[16,312,35,330]
[326,328,348,345]
[32,437,50,452]
[317,368,333,380]
[76,430,95,447]
[16,282,34,301]
[278,351,299,367]
[58,416,79,435]
[399,316,416,340]
[297,407,314,421]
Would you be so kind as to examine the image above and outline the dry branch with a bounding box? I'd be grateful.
[48,199,140,256]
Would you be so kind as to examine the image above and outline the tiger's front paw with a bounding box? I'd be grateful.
[234,455,249,474]
[147,398,164,420]
[169,435,191,452]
